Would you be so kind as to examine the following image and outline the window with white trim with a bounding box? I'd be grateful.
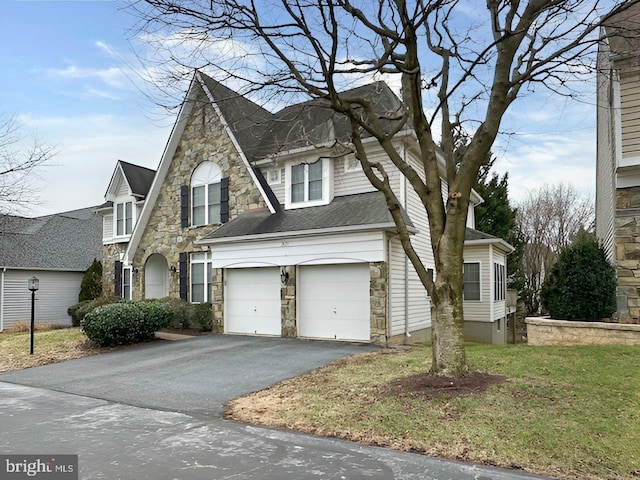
[192,162,222,226]
[285,158,332,209]
[343,154,361,172]
[494,263,506,301]
[190,251,212,303]
[463,262,481,301]
[115,201,133,236]
[122,267,132,300]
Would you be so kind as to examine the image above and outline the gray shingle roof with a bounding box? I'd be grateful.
[119,160,156,197]
[199,72,405,162]
[0,206,103,271]
[201,191,413,242]
[465,227,500,241]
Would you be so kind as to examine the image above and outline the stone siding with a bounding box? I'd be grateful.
[370,262,387,345]
[526,317,640,345]
[102,243,127,297]
[281,265,296,337]
[614,186,640,322]
[131,87,267,302]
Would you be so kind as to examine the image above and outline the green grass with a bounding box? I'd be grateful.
[227,344,640,480]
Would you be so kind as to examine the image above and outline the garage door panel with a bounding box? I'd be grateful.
[298,264,371,342]
[225,268,281,336]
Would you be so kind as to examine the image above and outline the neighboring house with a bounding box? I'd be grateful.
[0,207,102,331]
[100,71,513,345]
[596,3,640,322]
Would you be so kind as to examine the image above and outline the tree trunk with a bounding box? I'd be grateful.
[429,219,468,377]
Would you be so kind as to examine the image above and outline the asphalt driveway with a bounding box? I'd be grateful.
[0,334,376,416]
[1,335,552,479]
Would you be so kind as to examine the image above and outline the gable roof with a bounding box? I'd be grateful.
[198,191,415,244]
[0,206,103,271]
[119,161,156,197]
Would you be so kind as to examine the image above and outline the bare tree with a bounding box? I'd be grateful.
[0,112,55,214]
[517,183,594,314]
[127,0,639,376]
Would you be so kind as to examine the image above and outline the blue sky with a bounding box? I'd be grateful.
[2,0,599,217]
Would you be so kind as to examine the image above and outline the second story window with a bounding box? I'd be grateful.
[116,201,133,236]
[191,162,222,226]
[286,158,331,209]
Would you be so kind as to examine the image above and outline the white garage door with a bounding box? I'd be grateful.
[225,268,281,336]
[298,264,371,342]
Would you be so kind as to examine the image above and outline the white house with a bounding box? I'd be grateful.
[100,71,513,344]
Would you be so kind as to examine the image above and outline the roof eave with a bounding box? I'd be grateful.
[464,238,515,253]
[196,222,416,245]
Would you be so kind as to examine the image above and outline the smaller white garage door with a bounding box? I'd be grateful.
[225,268,281,336]
[298,264,371,342]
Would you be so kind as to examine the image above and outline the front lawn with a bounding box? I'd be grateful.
[226,344,640,480]
[0,327,101,372]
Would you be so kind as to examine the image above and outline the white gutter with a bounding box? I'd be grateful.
[196,222,418,245]
[0,268,5,332]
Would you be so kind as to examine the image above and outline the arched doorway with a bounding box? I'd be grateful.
[145,254,169,299]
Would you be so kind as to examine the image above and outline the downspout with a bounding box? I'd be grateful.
[0,268,5,332]
[402,143,411,341]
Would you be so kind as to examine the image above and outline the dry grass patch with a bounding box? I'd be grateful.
[225,344,640,480]
[0,327,103,372]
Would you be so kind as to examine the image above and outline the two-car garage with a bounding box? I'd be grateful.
[224,264,371,342]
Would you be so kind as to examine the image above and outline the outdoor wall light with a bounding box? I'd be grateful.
[170,266,177,273]
[27,276,39,355]
[280,267,289,283]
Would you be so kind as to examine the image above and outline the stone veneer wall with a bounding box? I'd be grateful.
[211,268,224,332]
[281,265,296,337]
[614,186,640,323]
[370,262,388,345]
[131,88,267,301]
[102,243,127,297]
[526,317,640,345]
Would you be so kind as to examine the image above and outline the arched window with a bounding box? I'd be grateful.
[191,162,222,225]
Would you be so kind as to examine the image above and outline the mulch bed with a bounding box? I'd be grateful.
[387,371,507,400]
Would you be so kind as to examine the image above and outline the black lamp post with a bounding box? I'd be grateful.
[27,276,39,355]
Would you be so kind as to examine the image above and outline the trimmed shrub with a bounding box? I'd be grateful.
[191,302,213,332]
[541,234,617,321]
[67,295,122,328]
[82,301,172,347]
[79,259,103,302]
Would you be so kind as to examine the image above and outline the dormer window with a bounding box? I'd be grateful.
[285,158,333,209]
[116,201,133,236]
[192,162,222,226]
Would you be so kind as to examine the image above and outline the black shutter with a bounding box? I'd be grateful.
[114,261,122,297]
[179,253,188,301]
[220,177,230,223]
[180,185,189,228]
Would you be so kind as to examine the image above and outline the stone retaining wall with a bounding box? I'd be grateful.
[526,317,640,345]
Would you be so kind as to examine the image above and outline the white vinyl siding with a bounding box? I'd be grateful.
[1,270,83,330]
[102,213,114,242]
[333,150,398,197]
[620,72,640,160]
[463,245,491,322]
[491,247,508,321]
[595,45,617,263]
